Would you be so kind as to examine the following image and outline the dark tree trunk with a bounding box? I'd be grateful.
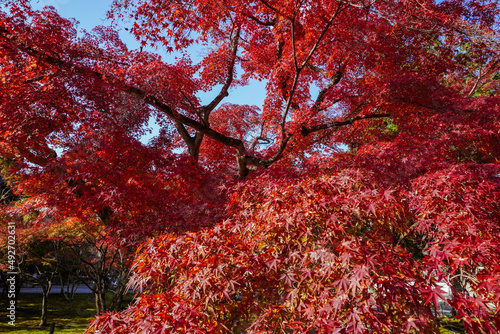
[49,322,55,334]
[39,278,53,327]
[108,271,130,311]
[0,271,6,297]
[93,277,107,314]
[60,274,78,301]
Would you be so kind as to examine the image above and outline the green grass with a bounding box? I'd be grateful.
[1,293,467,333]
[0,293,135,334]
[439,318,466,334]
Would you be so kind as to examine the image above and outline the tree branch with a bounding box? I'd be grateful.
[311,69,342,111]
[246,14,277,26]
[298,4,347,71]
[124,86,245,151]
[274,6,347,165]
[199,27,241,121]
[258,0,279,12]
[1,27,251,173]
[300,113,391,136]
[243,135,292,167]
[172,120,195,149]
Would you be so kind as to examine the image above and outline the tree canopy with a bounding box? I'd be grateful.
[1,0,500,333]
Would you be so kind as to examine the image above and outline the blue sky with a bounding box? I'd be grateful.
[29,0,268,109]
[29,0,268,143]
[30,0,113,30]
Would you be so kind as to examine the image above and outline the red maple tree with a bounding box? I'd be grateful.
[1,0,500,332]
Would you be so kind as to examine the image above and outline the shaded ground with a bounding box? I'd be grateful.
[19,284,93,294]
[1,293,465,333]
[0,293,135,334]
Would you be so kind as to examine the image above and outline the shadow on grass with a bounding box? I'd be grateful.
[2,293,468,333]
[439,318,466,334]
[0,293,135,334]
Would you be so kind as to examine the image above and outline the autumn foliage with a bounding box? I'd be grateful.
[1,0,500,333]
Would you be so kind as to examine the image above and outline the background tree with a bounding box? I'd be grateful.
[1,0,500,333]
[61,218,134,314]
[0,170,24,302]
[22,226,61,327]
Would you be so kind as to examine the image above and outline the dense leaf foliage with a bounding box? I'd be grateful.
[1,0,500,332]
